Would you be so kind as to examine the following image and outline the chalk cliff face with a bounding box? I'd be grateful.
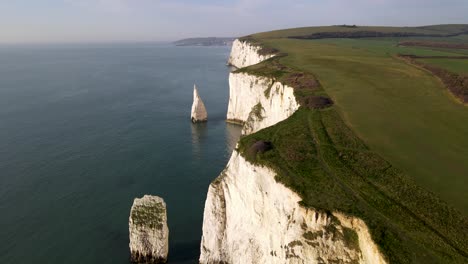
[199,39,387,264]
[227,72,299,135]
[191,85,208,123]
[129,195,169,264]
[227,39,275,69]
[200,152,387,264]
[226,38,297,134]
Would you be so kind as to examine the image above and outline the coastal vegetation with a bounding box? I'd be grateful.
[399,54,468,102]
[235,25,468,263]
[239,27,468,210]
[131,202,166,230]
[417,57,468,73]
[251,102,265,120]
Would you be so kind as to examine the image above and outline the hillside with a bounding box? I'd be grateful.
[233,25,468,263]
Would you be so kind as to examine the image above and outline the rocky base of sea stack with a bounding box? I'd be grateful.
[191,117,207,123]
[130,253,167,264]
[129,195,169,264]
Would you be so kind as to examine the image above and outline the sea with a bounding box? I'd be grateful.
[0,43,241,263]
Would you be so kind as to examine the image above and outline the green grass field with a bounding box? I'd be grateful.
[256,37,468,212]
[240,107,467,263]
[418,58,468,74]
[252,24,468,40]
[236,25,468,263]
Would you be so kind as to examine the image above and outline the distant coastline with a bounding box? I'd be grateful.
[174,37,236,46]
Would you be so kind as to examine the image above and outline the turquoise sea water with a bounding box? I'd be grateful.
[0,43,241,263]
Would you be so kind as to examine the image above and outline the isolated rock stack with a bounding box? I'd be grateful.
[129,195,169,263]
[191,85,208,123]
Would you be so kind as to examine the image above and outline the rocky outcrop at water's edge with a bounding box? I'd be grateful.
[129,195,169,264]
[191,85,208,123]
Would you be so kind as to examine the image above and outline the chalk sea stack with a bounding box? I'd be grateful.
[129,195,169,264]
[191,85,208,123]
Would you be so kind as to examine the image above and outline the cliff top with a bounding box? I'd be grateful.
[130,195,167,230]
[233,24,468,263]
[243,24,468,40]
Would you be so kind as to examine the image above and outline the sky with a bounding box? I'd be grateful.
[0,0,467,43]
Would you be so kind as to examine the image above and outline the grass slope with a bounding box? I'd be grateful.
[251,24,468,40]
[252,37,468,212]
[239,108,467,264]
[418,58,468,74]
[235,25,468,263]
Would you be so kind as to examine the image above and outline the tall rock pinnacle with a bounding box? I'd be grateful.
[191,85,208,123]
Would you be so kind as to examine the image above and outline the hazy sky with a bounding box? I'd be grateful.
[1,0,467,43]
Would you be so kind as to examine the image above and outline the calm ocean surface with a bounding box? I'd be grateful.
[0,43,241,263]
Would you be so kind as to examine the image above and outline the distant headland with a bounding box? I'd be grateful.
[173,37,236,46]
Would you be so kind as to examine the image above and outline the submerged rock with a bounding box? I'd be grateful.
[191,85,208,123]
[129,195,169,264]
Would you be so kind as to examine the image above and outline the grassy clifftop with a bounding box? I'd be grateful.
[248,24,468,40]
[235,25,468,263]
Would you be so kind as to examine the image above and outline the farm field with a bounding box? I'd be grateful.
[418,58,468,74]
[260,37,468,213]
[237,25,468,263]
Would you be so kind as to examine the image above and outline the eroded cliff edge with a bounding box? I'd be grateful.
[227,39,276,69]
[200,39,387,264]
[200,151,386,264]
[227,72,298,135]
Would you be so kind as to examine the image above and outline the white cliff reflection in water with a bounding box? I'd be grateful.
[191,121,242,160]
[191,122,208,159]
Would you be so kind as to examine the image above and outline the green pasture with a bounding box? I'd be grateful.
[418,58,468,74]
[259,38,468,213]
[252,24,468,39]
[235,25,468,262]
[239,107,467,263]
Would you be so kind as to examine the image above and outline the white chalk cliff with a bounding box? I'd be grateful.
[191,85,208,123]
[199,39,387,264]
[200,151,387,264]
[227,39,276,69]
[129,195,169,263]
[227,72,299,135]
